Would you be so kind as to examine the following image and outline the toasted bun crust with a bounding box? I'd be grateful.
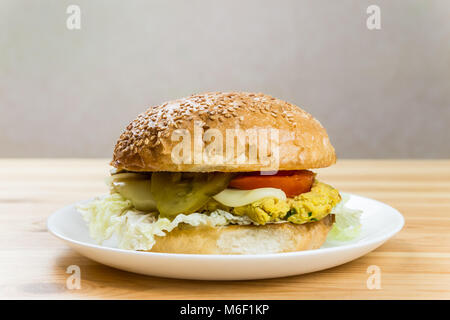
[112,92,336,172]
[148,215,334,254]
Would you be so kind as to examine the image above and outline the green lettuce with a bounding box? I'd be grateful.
[327,195,362,241]
[77,193,252,251]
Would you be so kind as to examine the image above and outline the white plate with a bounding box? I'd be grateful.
[47,193,404,280]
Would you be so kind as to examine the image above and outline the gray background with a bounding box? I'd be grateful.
[1,0,449,158]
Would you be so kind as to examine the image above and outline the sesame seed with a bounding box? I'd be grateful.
[112,91,312,160]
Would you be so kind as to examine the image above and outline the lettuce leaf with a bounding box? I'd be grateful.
[327,194,362,241]
[77,193,252,251]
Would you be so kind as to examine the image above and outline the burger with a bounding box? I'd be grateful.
[78,92,361,254]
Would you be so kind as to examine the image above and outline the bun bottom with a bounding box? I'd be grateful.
[148,214,334,255]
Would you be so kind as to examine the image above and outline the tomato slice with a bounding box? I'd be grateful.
[228,170,315,198]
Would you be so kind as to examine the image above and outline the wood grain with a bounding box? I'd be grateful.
[0,159,449,299]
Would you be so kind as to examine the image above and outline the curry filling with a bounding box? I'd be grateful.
[201,181,340,225]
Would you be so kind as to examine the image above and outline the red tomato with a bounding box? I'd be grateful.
[228,170,315,198]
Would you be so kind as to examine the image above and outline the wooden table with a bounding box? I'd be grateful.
[0,159,449,299]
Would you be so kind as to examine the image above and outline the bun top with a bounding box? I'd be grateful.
[111,92,336,172]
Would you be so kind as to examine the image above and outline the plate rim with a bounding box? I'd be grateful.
[47,192,405,260]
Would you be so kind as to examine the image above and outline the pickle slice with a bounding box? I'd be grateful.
[110,172,157,212]
[151,172,233,218]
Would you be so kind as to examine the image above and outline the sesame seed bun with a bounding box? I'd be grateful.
[111,92,336,172]
[148,214,334,254]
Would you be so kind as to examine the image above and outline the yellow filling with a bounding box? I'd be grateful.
[233,197,290,224]
[204,181,341,225]
[286,181,341,224]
